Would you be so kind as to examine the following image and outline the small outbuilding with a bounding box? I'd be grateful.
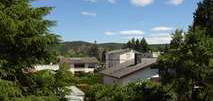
[61,57,99,74]
[66,86,85,101]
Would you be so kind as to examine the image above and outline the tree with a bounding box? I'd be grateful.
[135,39,140,51]
[156,1,213,100]
[101,50,107,62]
[170,30,184,49]
[86,81,175,101]
[0,0,59,81]
[65,49,86,57]
[124,38,150,53]
[193,0,213,37]
[0,79,22,101]
[0,0,76,100]
[88,41,99,60]
[157,29,213,101]
[140,38,149,53]
[126,81,176,101]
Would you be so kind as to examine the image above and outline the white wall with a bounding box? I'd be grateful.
[69,68,94,74]
[152,52,161,58]
[119,51,135,64]
[69,64,95,74]
[34,65,59,71]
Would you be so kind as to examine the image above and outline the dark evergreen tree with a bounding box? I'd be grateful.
[193,0,213,37]
[124,38,150,53]
[156,0,213,99]
[0,0,59,78]
[0,0,74,100]
[135,39,140,51]
[140,38,149,53]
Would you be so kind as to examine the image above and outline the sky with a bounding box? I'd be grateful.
[32,0,201,44]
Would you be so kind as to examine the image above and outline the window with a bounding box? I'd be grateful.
[74,64,85,68]
[88,64,96,68]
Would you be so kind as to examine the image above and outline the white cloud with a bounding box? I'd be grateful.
[104,30,144,36]
[130,0,154,7]
[81,11,97,17]
[152,26,173,32]
[123,33,171,44]
[167,0,184,5]
[145,33,172,44]
[105,32,115,35]
[119,30,144,35]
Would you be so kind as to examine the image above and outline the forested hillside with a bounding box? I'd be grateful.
[54,41,167,56]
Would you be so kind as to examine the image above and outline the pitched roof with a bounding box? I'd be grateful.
[61,57,99,64]
[100,58,157,78]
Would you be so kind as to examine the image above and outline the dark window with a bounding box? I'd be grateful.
[88,64,96,68]
[74,64,85,68]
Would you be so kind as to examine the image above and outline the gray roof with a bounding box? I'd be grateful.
[61,57,99,64]
[100,58,157,78]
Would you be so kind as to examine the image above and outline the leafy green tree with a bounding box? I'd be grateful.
[26,64,75,100]
[156,1,213,100]
[53,64,76,100]
[88,41,100,59]
[126,81,176,101]
[170,30,184,49]
[65,49,86,57]
[0,79,22,101]
[86,81,175,101]
[14,95,59,101]
[157,28,213,101]
[86,84,127,101]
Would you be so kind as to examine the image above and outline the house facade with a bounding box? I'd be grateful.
[61,57,99,74]
[105,49,142,68]
[101,56,159,85]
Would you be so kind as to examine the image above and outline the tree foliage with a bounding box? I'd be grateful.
[155,1,213,100]
[193,0,213,36]
[87,41,100,60]
[0,0,76,100]
[86,81,175,101]
[124,38,150,53]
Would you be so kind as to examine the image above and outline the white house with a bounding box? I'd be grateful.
[105,49,142,68]
[61,57,99,74]
[66,86,85,101]
[101,58,159,85]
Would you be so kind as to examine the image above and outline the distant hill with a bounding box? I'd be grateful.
[98,43,124,49]
[54,41,124,55]
[54,41,168,55]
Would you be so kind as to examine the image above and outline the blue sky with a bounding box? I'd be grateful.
[32,0,201,44]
